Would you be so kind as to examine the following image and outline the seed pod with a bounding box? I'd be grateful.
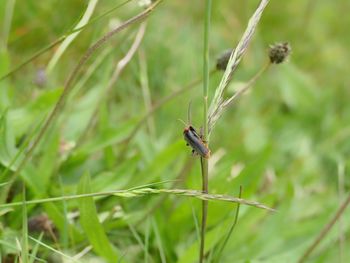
[28,213,58,238]
[216,49,234,71]
[268,42,291,64]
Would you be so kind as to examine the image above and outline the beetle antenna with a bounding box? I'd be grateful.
[187,101,192,125]
[177,118,187,127]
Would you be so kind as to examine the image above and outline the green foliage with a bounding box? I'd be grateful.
[0,0,349,262]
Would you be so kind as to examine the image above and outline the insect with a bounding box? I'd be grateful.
[183,125,210,159]
[180,103,211,159]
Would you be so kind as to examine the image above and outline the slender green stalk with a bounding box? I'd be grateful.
[298,192,350,263]
[21,183,29,263]
[29,236,79,262]
[153,219,166,263]
[214,186,242,262]
[199,159,209,263]
[2,0,16,49]
[0,37,64,81]
[337,161,345,262]
[139,48,156,140]
[200,1,211,262]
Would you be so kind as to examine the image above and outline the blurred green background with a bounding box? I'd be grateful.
[0,0,349,262]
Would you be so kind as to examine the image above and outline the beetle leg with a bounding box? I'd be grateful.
[198,127,208,144]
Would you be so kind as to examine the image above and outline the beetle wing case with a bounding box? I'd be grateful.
[183,126,210,159]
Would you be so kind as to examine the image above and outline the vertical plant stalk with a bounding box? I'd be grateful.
[199,158,209,263]
[1,1,161,200]
[21,183,29,263]
[139,48,156,139]
[337,161,345,262]
[199,1,211,262]
[298,192,350,263]
[214,186,242,262]
[2,0,16,49]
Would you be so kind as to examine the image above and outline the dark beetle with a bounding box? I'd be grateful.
[183,125,210,159]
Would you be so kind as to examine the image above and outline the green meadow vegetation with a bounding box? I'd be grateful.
[0,0,349,262]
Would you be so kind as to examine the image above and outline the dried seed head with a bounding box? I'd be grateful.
[268,42,291,64]
[216,49,234,71]
[28,214,57,236]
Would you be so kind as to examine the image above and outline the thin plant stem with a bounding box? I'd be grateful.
[298,191,350,263]
[4,0,162,194]
[139,48,156,140]
[200,1,211,262]
[337,161,345,262]
[200,158,209,262]
[0,37,64,81]
[28,236,79,262]
[221,60,270,107]
[2,0,16,49]
[214,186,242,262]
[145,217,151,263]
[21,183,29,263]
[152,219,166,263]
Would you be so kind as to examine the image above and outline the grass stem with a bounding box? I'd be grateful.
[200,1,212,262]
[298,192,350,263]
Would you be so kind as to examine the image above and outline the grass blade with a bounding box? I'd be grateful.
[21,184,29,263]
[77,172,120,262]
[46,0,99,73]
[29,235,78,262]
